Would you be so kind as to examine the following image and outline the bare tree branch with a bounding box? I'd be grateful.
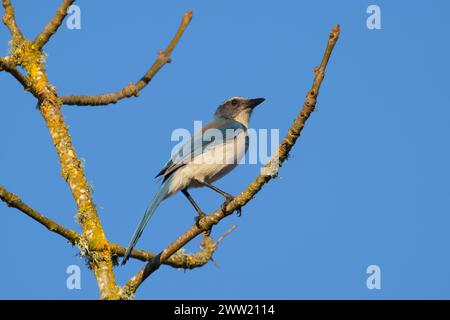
[59,11,193,106]
[114,225,236,268]
[0,56,35,94]
[0,185,80,243]
[215,224,237,246]
[2,1,340,300]
[0,4,198,299]
[2,0,120,299]
[0,184,219,269]
[38,95,119,299]
[33,0,75,49]
[2,0,23,40]
[122,24,341,296]
[112,234,217,268]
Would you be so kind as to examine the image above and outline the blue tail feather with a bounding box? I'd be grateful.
[122,179,171,265]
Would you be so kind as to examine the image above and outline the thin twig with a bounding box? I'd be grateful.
[122,24,341,295]
[33,0,75,49]
[0,185,80,243]
[2,0,24,40]
[210,225,238,268]
[215,224,237,246]
[59,11,193,106]
[0,56,35,94]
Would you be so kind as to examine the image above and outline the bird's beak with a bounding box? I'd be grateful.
[247,98,265,109]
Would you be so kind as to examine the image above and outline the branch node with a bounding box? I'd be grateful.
[128,82,139,97]
[158,50,172,63]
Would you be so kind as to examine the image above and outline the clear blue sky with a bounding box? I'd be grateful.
[1,0,450,299]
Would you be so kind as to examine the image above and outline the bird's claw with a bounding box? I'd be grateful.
[220,199,231,213]
[194,212,212,235]
[194,212,206,228]
[221,197,242,217]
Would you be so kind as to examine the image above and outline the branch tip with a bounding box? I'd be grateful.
[216,224,237,246]
[184,11,193,22]
[333,24,340,34]
[60,10,192,106]
[33,0,76,49]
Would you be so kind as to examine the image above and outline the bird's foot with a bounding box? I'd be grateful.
[194,211,206,228]
[221,196,242,217]
[194,212,213,235]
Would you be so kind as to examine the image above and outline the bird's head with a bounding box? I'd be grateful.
[214,97,265,126]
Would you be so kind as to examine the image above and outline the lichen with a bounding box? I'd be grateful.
[8,38,49,97]
[118,287,135,300]
[74,235,89,264]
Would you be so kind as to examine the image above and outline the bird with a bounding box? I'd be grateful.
[122,96,265,264]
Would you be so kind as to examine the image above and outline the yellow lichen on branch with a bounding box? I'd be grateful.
[38,98,119,298]
[1,2,195,299]
[1,0,340,300]
[2,0,120,299]
[0,184,220,270]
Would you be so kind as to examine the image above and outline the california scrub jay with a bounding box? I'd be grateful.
[122,97,265,264]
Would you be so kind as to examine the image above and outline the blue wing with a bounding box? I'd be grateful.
[155,117,246,181]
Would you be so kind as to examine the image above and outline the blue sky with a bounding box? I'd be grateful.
[1,0,450,299]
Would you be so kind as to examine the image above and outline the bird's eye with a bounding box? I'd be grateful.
[231,99,238,106]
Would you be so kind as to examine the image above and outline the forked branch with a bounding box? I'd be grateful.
[122,24,341,296]
[0,56,34,92]
[0,184,222,269]
[1,0,340,300]
[1,1,195,299]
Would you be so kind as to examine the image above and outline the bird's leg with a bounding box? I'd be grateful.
[201,181,234,199]
[181,189,211,233]
[198,181,242,217]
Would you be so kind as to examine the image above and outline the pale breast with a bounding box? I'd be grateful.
[168,130,249,192]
